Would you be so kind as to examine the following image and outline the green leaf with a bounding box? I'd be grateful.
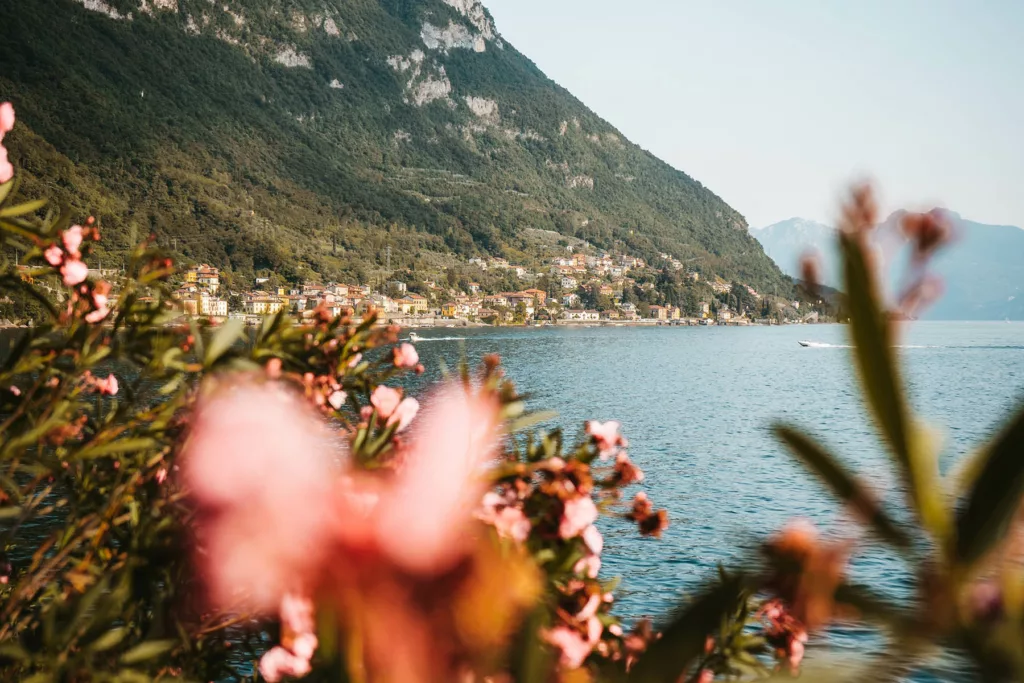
[0,198,47,218]
[627,575,746,683]
[839,231,946,538]
[76,437,158,459]
[773,424,911,549]
[507,410,559,433]
[955,405,1024,567]
[89,626,129,652]
[204,318,243,367]
[119,639,175,665]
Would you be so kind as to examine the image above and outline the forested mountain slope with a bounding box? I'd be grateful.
[0,0,790,291]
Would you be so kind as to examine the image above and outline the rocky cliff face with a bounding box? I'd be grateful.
[0,0,789,290]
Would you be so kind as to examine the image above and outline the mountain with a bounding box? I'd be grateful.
[0,0,790,293]
[750,218,839,287]
[753,213,1024,320]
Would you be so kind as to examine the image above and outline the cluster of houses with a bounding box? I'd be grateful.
[171,248,806,326]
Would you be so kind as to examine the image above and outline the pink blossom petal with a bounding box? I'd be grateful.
[43,245,63,266]
[577,593,601,620]
[545,626,594,669]
[376,385,501,574]
[259,646,312,683]
[62,225,84,258]
[370,385,402,419]
[328,390,347,410]
[60,259,88,286]
[559,496,598,539]
[182,380,338,613]
[385,397,419,432]
[393,343,419,368]
[582,524,604,554]
[0,103,13,135]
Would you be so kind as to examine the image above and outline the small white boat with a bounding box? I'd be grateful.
[798,340,811,347]
[409,332,423,343]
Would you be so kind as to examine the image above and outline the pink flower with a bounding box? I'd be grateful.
[479,497,531,543]
[9,386,20,397]
[95,374,118,396]
[582,524,603,554]
[586,420,625,458]
[43,244,63,266]
[280,593,316,636]
[373,385,501,574]
[559,495,598,539]
[259,646,312,683]
[577,593,601,620]
[573,554,601,578]
[545,627,594,669]
[328,390,347,410]
[60,259,88,286]
[386,397,419,432]
[608,623,623,637]
[0,103,13,136]
[370,385,402,418]
[62,225,84,257]
[0,150,12,185]
[155,467,168,485]
[265,358,282,379]
[347,353,362,368]
[788,635,805,668]
[697,669,714,683]
[183,380,339,613]
[393,343,419,368]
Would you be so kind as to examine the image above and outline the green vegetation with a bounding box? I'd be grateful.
[0,0,793,295]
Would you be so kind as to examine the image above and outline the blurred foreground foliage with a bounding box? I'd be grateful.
[0,151,1022,683]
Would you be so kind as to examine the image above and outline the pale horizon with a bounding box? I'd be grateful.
[485,0,1024,230]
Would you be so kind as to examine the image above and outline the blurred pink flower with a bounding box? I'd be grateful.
[61,259,88,286]
[259,646,312,683]
[577,593,601,620]
[183,380,338,613]
[328,390,347,410]
[573,554,601,578]
[545,626,594,669]
[265,358,282,379]
[386,397,419,432]
[62,225,84,257]
[9,386,20,396]
[0,103,13,136]
[347,353,362,368]
[393,343,419,368]
[280,593,316,635]
[95,374,118,396]
[559,495,598,539]
[155,467,168,485]
[582,524,603,554]
[478,495,531,543]
[697,669,714,683]
[586,420,625,458]
[374,385,501,574]
[370,385,402,418]
[43,245,63,266]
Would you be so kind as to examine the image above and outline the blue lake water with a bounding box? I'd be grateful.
[407,321,1024,676]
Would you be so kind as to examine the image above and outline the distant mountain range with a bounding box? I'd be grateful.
[752,214,1024,320]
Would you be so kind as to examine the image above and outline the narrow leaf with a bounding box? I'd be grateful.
[0,198,47,218]
[774,424,911,549]
[119,639,175,665]
[955,405,1024,566]
[204,318,243,367]
[627,575,746,682]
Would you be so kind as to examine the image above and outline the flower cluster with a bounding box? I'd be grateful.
[475,417,669,673]
[183,375,539,682]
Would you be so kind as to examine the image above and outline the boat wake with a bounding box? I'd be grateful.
[798,341,851,348]
[408,336,466,342]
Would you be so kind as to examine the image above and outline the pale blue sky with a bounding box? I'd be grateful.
[485,0,1024,229]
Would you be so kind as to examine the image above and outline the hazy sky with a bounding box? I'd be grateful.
[485,0,1024,229]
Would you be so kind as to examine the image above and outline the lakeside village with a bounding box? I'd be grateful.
[172,249,826,328]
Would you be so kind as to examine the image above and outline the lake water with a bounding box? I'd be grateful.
[407,321,1024,677]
